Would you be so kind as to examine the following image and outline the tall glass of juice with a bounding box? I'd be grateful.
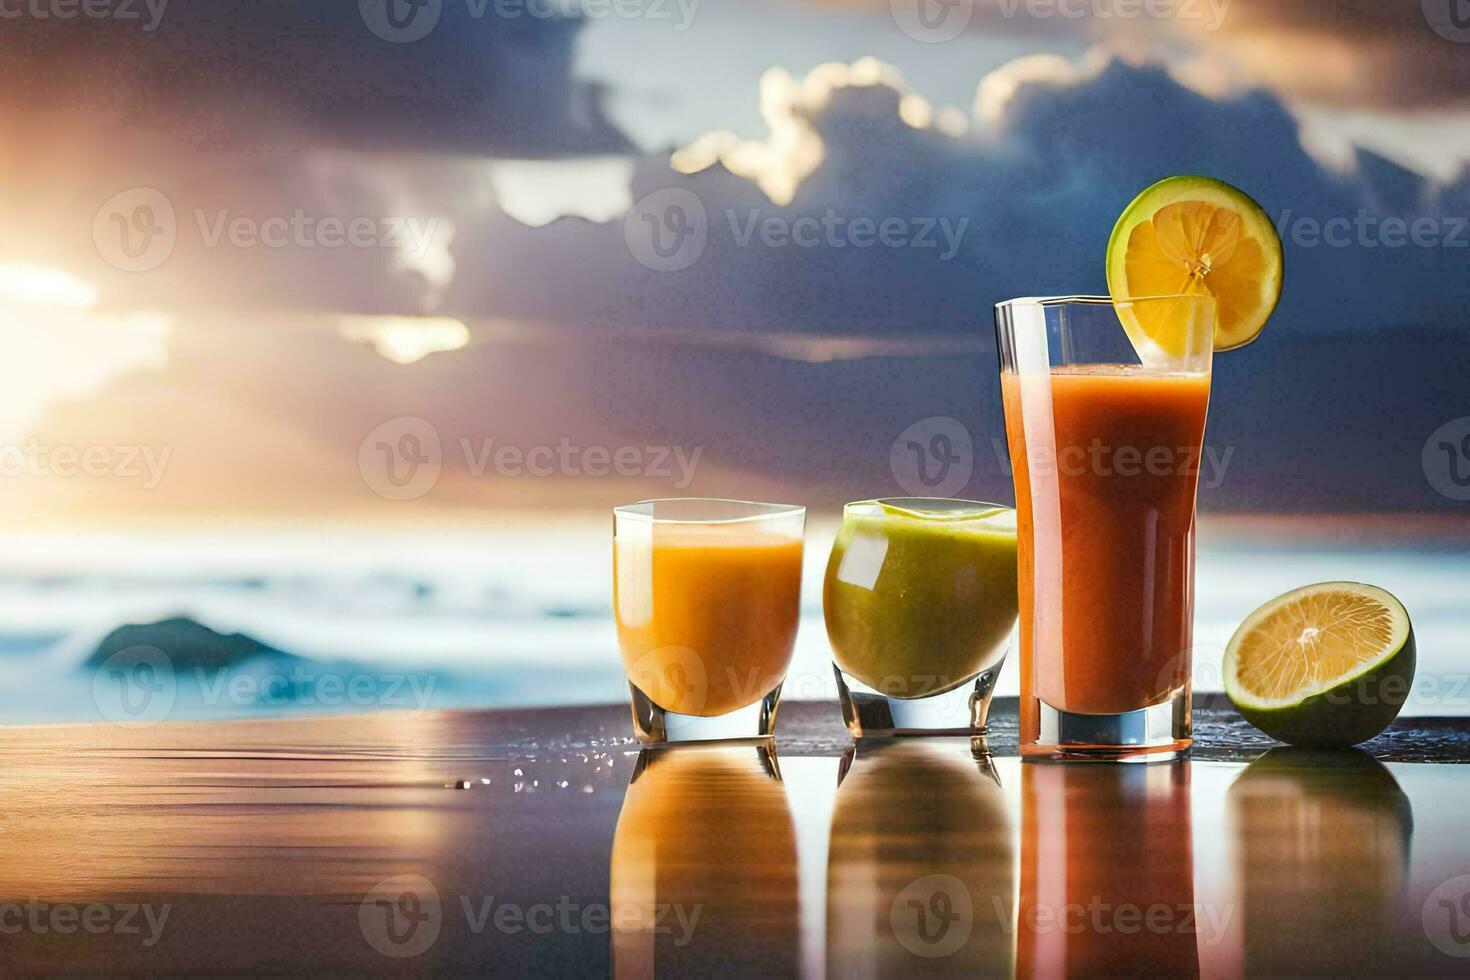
[614,498,805,743]
[995,295,1214,760]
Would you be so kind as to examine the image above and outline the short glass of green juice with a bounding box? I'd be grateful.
[824,498,1019,737]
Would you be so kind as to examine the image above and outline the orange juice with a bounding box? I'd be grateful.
[1002,366,1210,738]
[611,747,798,976]
[614,524,802,717]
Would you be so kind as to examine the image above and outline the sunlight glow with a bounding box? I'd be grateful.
[487,157,634,227]
[0,296,171,444]
[0,264,171,444]
[0,263,98,310]
[340,315,469,364]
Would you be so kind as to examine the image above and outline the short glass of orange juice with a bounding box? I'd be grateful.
[995,294,1214,761]
[613,498,805,743]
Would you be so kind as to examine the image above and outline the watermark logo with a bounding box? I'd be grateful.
[91,645,176,728]
[92,656,441,727]
[93,187,176,273]
[726,209,967,258]
[625,188,708,273]
[94,187,441,272]
[360,0,443,42]
[1011,895,1233,941]
[1154,643,1231,714]
[890,0,973,42]
[626,192,969,270]
[1423,874,1470,957]
[891,874,973,958]
[360,874,442,958]
[360,0,697,41]
[194,667,440,712]
[626,645,709,715]
[359,416,443,502]
[359,418,704,500]
[891,417,973,497]
[1424,0,1470,42]
[1000,0,1229,29]
[1424,417,1470,501]
[891,0,1227,41]
[358,875,704,958]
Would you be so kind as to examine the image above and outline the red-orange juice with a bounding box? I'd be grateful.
[1018,762,1199,976]
[1002,366,1210,745]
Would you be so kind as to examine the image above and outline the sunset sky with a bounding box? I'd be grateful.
[0,0,1466,522]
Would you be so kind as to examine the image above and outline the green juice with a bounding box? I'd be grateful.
[824,499,1019,699]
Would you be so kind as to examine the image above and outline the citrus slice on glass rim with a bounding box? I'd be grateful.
[1107,174,1283,356]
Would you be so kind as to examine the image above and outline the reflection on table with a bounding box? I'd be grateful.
[826,738,1014,977]
[610,744,799,978]
[8,704,1465,976]
[1019,760,1200,978]
[1229,747,1414,975]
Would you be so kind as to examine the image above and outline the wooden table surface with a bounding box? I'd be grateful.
[2,699,1469,976]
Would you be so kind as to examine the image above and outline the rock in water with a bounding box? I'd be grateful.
[83,617,294,671]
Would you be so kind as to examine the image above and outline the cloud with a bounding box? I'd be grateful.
[439,50,1468,338]
[825,0,1470,110]
[0,3,637,318]
[0,1,631,156]
[1166,0,1470,110]
[16,50,1470,517]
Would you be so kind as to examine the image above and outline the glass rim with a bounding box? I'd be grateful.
[994,293,1214,312]
[844,496,1014,518]
[613,497,805,525]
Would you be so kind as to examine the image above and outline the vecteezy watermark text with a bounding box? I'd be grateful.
[888,874,1234,959]
[889,0,1228,44]
[0,441,171,488]
[1276,209,1469,249]
[1008,895,1234,941]
[460,438,701,487]
[92,646,440,728]
[0,0,168,30]
[358,874,702,960]
[726,210,968,260]
[93,187,443,273]
[992,437,1234,489]
[358,0,698,44]
[0,900,171,948]
[359,416,703,501]
[624,188,971,273]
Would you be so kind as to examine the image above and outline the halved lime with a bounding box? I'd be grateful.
[1107,175,1283,354]
[1224,582,1415,748]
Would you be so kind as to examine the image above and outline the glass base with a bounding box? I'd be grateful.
[627,680,782,744]
[833,660,1004,737]
[1024,691,1191,762]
